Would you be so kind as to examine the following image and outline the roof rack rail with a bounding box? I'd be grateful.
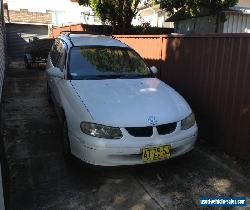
[60,31,105,36]
[60,31,71,36]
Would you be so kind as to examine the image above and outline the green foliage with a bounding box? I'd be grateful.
[79,0,155,33]
[160,0,238,16]
[128,25,174,35]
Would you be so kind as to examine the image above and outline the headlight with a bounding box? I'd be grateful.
[80,122,122,139]
[181,112,196,130]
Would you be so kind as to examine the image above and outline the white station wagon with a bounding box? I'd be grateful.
[46,33,198,166]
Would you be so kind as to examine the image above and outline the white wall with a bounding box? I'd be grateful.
[175,12,250,34]
[237,0,250,8]
[223,12,250,33]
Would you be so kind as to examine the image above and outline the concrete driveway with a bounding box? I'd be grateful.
[1,62,250,210]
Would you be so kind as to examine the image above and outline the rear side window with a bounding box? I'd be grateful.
[57,43,67,71]
[50,40,60,66]
[50,39,67,70]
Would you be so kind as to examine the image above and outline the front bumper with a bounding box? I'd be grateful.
[69,124,198,166]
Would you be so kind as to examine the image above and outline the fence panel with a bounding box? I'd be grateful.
[115,34,250,159]
[114,35,165,71]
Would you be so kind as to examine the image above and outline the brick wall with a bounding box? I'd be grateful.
[4,8,52,25]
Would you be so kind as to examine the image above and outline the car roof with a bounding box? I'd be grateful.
[60,34,128,48]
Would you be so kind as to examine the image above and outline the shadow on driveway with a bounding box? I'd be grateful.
[1,61,250,210]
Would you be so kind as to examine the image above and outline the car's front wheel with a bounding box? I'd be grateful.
[61,118,72,160]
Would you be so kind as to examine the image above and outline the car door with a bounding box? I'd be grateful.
[47,39,60,102]
[47,39,67,107]
[52,40,67,107]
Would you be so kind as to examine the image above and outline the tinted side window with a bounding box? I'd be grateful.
[49,44,55,64]
[50,39,60,66]
[50,39,67,71]
[57,42,66,70]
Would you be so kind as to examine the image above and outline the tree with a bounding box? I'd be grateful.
[78,0,157,33]
[160,0,238,16]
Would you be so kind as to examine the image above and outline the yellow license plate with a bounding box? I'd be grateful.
[142,145,171,161]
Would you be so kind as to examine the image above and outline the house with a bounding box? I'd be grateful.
[166,0,250,34]
[3,0,101,58]
[3,0,101,26]
[132,3,173,28]
[237,0,250,8]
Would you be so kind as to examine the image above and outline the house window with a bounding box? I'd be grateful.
[3,3,8,10]
[94,16,99,23]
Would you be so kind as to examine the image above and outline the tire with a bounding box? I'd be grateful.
[61,117,72,161]
[47,83,52,104]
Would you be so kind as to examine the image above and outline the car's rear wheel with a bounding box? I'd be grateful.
[61,117,72,161]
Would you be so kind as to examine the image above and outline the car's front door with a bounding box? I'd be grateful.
[49,39,67,107]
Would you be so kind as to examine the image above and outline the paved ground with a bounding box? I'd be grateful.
[1,61,250,210]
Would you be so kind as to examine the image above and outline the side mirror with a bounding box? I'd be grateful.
[47,68,64,79]
[150,66,158,75]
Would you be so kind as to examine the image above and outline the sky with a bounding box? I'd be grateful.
[3,0,86,13]
[3,0,250,13]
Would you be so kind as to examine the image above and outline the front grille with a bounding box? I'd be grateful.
[157,123,177,135]
[126,126,153,137]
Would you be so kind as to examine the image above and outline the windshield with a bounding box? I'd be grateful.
[69,46,151,80]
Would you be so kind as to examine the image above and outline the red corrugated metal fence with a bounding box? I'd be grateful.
[115,34,250,159]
